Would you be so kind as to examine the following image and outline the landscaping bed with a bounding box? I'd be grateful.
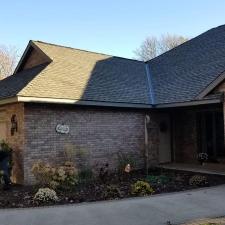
[1,168,225,208]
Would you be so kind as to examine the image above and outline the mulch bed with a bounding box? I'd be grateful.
[1,168,225,208]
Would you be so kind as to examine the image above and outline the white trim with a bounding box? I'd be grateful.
[195,72,225,99]
[17,96,152,108]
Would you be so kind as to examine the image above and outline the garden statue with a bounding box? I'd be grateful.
[0,141,12,190]
[124,164,131,173]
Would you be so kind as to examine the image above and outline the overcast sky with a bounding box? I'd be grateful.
[1,0,225,58]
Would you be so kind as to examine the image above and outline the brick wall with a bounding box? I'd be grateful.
[23,104,152,184]
[0,103,24,183]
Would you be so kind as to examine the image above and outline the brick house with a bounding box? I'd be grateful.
[1,25,225,184]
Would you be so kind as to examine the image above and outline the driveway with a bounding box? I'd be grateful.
[1,185,225,225]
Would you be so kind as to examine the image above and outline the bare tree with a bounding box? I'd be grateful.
[134,34,189,61]
[0,45,19,79]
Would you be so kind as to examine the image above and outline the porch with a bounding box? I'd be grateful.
[155,102,225,172]
[159,162,225,176]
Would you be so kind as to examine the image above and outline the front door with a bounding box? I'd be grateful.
[158,114,171,163]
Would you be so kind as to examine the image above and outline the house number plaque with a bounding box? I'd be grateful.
[56,124,70,134]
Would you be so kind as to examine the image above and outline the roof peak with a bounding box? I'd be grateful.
[32,40,143,63]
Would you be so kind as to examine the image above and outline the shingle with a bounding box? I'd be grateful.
[1,25,225,106]
[0,64,47,99]
[147,25,225,104]
[17,41,151,105]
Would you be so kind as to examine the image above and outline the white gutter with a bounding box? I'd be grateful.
[17,96,153,109]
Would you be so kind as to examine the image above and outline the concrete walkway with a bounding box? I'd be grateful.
[1,185,225,225]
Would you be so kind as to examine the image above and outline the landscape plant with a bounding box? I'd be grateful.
[0,141,13,189]
[131,180,154,196]
[77,167,94,184]
[146,174,170,185]
[103,185,121,199]
[34,188,59,203]
[31,160,78,190]
[189,175,208,186]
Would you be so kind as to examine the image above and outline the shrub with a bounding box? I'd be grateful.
[104,185,121,199]
[146,175,170,185]
[0,170,3,185]
[78,168,94,184]
[34,188,58,203]
[0,141,13,175]
[131,181,154,196]
[189,175,207,186]
[31,160,78,190]
[98,163,110,183]
[31,161,53,186]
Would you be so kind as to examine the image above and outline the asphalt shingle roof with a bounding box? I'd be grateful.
[18,41,151,105]
[0,64,47,99]
[147,25,225,104]
[1,25,225,107]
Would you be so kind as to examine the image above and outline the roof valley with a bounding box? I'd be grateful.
[145,63,155,105]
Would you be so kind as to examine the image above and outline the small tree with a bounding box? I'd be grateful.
[0,45,19,79]
[134,34,189,61]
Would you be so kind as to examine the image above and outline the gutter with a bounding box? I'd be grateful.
[156,98,222,108]
[17,96,153,109]
[0,95,221,109]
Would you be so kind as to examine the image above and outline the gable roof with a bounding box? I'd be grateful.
[147,25,225,104]
[12,41,151,106]
[0,25,225,108]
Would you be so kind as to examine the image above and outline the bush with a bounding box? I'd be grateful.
[103,185,121,199]
[78,168,94,184]
[0,170,3,185]
[31,161,53,186]
[32,160,78,190]
[131,181,154,196]
[189,175,207,186]
[98,163,110,183]
[34,188,59,203]
[146,175,170,185]
[0,141,13,175]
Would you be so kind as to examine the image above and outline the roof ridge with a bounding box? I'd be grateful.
[33,40,143,63]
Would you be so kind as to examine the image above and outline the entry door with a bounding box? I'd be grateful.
[158,114,171,163]
[0,122,7,141]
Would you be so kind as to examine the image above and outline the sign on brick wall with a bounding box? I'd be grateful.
[55,124,70,134]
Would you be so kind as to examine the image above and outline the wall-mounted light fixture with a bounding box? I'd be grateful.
[11,114,18,136]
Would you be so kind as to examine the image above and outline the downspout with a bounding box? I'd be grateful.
[145,115,150,176]
[144,63,154,176]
